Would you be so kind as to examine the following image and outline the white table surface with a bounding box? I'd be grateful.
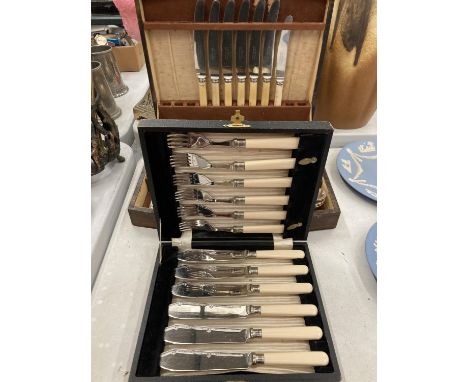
[91,143,136,288]
[114,65,149,146]
[330,112,377,148]
[91,149,376,382]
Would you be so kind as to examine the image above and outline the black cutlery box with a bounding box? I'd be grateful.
[127,118,341,381]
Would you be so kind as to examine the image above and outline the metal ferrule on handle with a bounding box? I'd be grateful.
[197,74,208,106]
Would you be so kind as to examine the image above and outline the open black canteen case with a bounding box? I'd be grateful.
[129,117,341,381]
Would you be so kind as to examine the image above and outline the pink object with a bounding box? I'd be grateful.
[113,0,142,41]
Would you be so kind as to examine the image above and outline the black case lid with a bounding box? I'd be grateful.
[139,118,333,242]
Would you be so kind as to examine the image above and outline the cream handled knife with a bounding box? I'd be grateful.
[248,0,266,106]
[235,0,250,105]
[175,264,308,279]
[208,0,221,106]
[274,15,293,106]
[177,249,306,262]
[172,282,312,297]
[161,349,330,371]
[168,302,318,319]
[164,324,323,344]
[193,0,207,106]
[222,0,235,106]
[260,0,280,106]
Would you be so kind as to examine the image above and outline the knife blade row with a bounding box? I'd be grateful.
[193,0,292,107]
[161,245,329,373]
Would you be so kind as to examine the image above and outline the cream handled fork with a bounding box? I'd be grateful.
[178,205,287,220]
[179,219,284,234]
[173,173,293,188]
[175,189,289,206]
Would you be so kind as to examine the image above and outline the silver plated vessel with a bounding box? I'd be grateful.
[91,45,128,97]
[91,61,121,119]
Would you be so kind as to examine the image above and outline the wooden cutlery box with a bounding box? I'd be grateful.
[128,119,341,381]
[136,0,334,120]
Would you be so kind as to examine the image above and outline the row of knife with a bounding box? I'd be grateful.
[194,0,292,107]
[160,248,329,374]
[168,131,298,233]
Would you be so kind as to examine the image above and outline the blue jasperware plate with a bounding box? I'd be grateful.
[365,223,377,279]
[336,140,377,201]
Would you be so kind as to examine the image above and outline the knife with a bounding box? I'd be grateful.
[248,0,266,106]
[193,0,207,106]
[208,0,221,106]
[164,324,323,344]
[222,0,235,106]
[160,349,330,371]
[260,0,280,106]
[274,15,293,106]
[175,264,308,279]
[177,249,305,263]
[235,0,250,106]
[168,302,318,319]
[172,282,312,297]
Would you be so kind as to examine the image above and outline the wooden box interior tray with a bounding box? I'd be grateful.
[136,0,333,120]
[128,168,340,231]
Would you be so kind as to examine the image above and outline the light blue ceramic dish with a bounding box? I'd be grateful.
[365,223,377,279]
[336,140,377,201]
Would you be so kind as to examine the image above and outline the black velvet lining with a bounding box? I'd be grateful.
[130,242,341,382]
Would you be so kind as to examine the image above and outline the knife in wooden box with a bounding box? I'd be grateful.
[248,0,266,106]
[208,0,221,106]
[274,15,293,106]
[235,0,250,106]
[222,0,235,106]
[260,0,280,106]
[193,0,207,106]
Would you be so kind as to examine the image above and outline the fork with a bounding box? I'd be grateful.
[175,189,289,205]
[173,173,293,188]
[178,205,287,220]
[179,219,284,233]
[170,153,296,171]
[167,133,299,149]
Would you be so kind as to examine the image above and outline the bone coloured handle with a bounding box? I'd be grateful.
[244,195,289,206]
[260,304,318,317]
[258,283,312,295]
[243,225,284,234]
[260,78,271,106]
[243,210,286,220]
[274,78,284,107]
[245,137,299,149]
[198,78,208,107]
[249,75,258,106]
[224,79,233,106]
[244,158,296,171]
[263,351,329,367]
[255,250,305,259]
[243,177,292,188]
[261,326,323,340]
[256,265,308,277]
[237,77,246,106]
[211,80,220,106]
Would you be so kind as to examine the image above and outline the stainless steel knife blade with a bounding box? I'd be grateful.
[222,0,235,105]
[208,0,221,105]
[165,324,250,344]
[260,0,280,105]
[175,264,249,279]
[274,15,293,106]
[169,302,253,319]
[193,0,207,106]
[235,0,250,105]
[161,349,252,372]
[248,0,266,105]
[177,249,253,262]
[172,282,250,297]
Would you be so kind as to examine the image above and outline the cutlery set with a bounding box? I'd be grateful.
[161,248,330,373]
[169,131,297,234]
[194,0,292,107]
